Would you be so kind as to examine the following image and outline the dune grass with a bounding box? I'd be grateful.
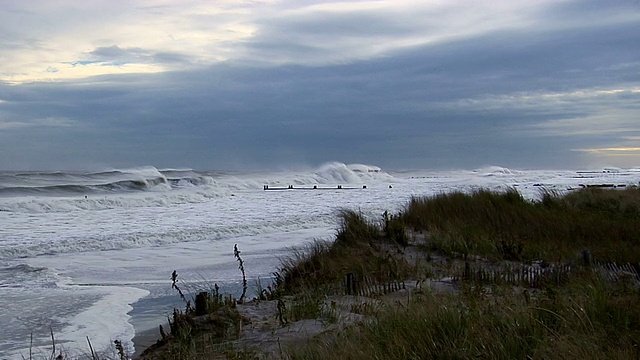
[272,209,411,295]
[403,187,640,263]
[287,270,640,359]
[274,187,640,360]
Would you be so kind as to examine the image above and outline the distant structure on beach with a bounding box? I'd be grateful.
[263,184,370,191]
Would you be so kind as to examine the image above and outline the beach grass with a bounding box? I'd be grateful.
[275,186,640,359]
[273,209,412,296]
[287,270,640,359]
[403,187,640,263]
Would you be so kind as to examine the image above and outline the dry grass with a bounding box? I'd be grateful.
[287,271,640,359]
[273,209,411,295]
[403,187,640,263]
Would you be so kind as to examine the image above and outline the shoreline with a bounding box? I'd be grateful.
[127,281,259,358]
[132,324,165,358]
[128,293,184,358]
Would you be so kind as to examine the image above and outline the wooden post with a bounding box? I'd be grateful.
[346,273,357,295]
[464,261,471,280]
[582,249,593,267]
[195,291,209,316]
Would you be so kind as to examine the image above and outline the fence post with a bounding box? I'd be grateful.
[346,273,356,295]
[582,249,593,267]
[195,291,209,316]
[464,260,471,280]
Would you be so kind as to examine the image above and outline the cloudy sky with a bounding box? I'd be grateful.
[1,0,639,171]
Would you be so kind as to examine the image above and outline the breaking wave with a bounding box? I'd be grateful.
[0,162,392,213]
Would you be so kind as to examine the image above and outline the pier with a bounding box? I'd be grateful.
[263,184,367,191]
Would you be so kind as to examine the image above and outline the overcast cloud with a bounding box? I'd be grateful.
[0,0,639,170]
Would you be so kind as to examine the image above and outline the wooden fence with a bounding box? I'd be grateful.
[594,261,640,282]
[453,260,640,288]
[336,260,640,296]
[336,273,406,297]
[452,262,572,288]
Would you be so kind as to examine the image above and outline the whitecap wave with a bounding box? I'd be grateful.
[474,166,521,176]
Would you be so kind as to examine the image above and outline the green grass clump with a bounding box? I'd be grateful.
[141,255,250,359]
[273,210,411,295]
[335,209,381,245]
[275,290,338,327]
[403,187,640,263]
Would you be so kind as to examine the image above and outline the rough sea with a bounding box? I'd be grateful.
[1,162,638,358]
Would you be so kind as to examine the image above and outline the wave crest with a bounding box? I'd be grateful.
[314,162,386,184]
[474,166,520,176]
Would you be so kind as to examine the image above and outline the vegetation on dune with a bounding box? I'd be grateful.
[273,209,410,295]
[137,209,412,359]
[289,272,640,359]
[139,255,251,359]
[403,187,640,263]
[277,187,640,360]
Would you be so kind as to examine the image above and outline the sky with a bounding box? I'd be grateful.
[0,0,639,171]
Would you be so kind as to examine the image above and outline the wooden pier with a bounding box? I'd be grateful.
[263,185,367,191]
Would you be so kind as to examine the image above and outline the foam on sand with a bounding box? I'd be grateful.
[55,285,150,356]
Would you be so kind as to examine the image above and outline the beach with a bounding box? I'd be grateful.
[1,163,638,358]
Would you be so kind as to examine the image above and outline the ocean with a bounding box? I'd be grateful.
[1,162,638,358]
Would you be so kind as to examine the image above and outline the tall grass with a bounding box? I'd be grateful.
[287,271,640,359]
[280,188,640,359]
[274,210,411,294]
[403,187,640,263]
